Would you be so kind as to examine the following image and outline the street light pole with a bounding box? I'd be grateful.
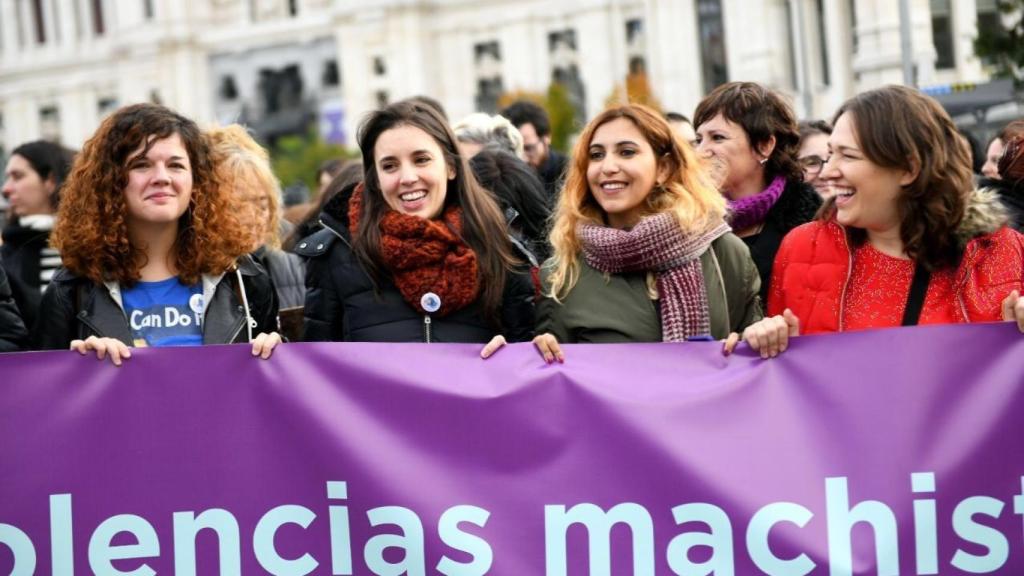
[898,0,914,86]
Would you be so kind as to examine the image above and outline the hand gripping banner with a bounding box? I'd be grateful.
[1,323,1023,575]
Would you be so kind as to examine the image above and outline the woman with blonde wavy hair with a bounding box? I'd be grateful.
[533,104,762,362]
[32,103,281,364]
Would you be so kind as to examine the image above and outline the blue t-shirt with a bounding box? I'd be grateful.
[121,277,204,347]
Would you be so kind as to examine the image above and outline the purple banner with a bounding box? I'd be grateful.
[1,323,1023,575]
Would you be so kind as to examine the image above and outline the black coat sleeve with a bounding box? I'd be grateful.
[500,269,536,342]
[0,265,28,352]
[30,278,77,351]
[302,253,346,342]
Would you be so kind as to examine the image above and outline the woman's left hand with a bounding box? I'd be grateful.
[480,335,506,359]
[251,332,283,359]
[1002,290,1024,332]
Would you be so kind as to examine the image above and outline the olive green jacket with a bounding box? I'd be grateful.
[537,233,763,343]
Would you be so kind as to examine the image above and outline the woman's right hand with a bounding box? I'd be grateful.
[532,333,565,364]
[70,336,132,367]
[723,309,800,358]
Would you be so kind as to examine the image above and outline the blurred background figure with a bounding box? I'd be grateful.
[1,140,75,331]
[981,121,1024,180]
[207,124,306,340]
[501,100,568,201]
[284,159,363,250]
[797,120,832,198]
[988,134,1024,231]
[468,147,551,269]
[452,113,525,160]
[693,81,820,301]
[665,112,698,148]
[0,265,28,352]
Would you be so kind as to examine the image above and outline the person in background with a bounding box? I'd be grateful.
[797,120,832,198]
[452,113,526,160]
[665,112,698,148]
[988,134,1024,231]
[283,157,349,226]
[0,263,28,351]
[501,100,568,201]
[1,140,75,330]
[980,120,1024,181]
[284,159,363,250]
[469,147,552,270]
[33,103,281,364]
[207,125,306,340]
[729,86,1024,357]
[297,100,534,353]
[693,82,821,302]
[532,104,762,362]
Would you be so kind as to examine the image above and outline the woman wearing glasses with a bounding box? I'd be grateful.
[694,82,821,301]
[797,120,832,198]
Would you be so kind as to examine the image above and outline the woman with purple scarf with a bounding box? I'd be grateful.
[693,82,821,301]
[532,105,762,362]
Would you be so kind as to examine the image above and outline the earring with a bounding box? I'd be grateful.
[758,158,768,166]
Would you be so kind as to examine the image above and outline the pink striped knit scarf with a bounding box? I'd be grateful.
[579,214,731,341]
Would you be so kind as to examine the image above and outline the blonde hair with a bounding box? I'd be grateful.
[206,124,283,249]
[546,104,727,300]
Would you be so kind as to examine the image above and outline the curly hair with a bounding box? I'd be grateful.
[820,85,973,270]
[546,104,726,300]
[207,124,282,249]
[52,103,251,286]
[693,81,803,184]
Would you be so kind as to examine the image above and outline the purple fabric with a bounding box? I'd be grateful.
[1,323,1023,574]
[579,215,731,341]
[728,174,787,231]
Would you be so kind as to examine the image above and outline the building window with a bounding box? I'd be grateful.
[976,0,1007,66]
[91,0,105,36]
[930,0,955,69]
[474,41,502,113]
[143,0,155,20]
[39,105,60,142]
[288,0,299,17]
[375,91,389,108]
[32,0,46,44]
[625,18,647,76]
[98,97,119,118]
[696,0,728,93]
[549,29,587,122]
[322,59,340,87]
[219,75,239,100]
[373,56,387,76]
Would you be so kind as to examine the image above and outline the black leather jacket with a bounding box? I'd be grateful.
[296,184,535,343]
[31,255,279,350]
[0,262,28,352]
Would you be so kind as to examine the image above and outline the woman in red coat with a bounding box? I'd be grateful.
[726,85,1024,357]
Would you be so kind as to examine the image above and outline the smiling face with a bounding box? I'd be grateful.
[2,154,55,217]
[373,124,454,220]
[798,132,831,196]
[695,113,767,199]
[820,113,913,234]
[586,117,667,230]
[981,137,1004,180]
[122,133,193,233]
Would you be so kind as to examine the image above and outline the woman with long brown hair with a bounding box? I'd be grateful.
[33,103,281,363]
[298,99,534,349]
[730,86,1024,357]
[532,104,762,362]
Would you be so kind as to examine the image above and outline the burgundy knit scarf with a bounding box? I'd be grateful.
[579,214,731,341]
[349,186,480,317]
[727,175,786,232]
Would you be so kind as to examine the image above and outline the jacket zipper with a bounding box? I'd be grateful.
[227,312,246,344]
[838,229,854,332]
[423,315,432,343]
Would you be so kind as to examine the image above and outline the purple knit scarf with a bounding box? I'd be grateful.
[727,175,786,231]
[579,214,731,341]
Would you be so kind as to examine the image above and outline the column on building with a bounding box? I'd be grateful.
[951,0,985,81]
[720,0,789,87]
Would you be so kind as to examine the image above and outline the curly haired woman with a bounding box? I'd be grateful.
[32,103,281,364]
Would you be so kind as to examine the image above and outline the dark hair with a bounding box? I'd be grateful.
[468,148,552,258]
[999,135,1024,185]
[52,103,248,285]
[996,120,1024,143]
[402,95,448,121]
[8,140,75,215]
[798,120,832,140]
[355,100,517,325]
[316,158,346,183]
[665,112,691,124]
[693,81,803,183]
[822,85,972,270]
[501,100,551,137]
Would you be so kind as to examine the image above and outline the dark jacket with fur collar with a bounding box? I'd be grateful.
[295,183,535,343]
[31,255,279,350]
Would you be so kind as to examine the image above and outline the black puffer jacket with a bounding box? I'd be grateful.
[31,255,279,350]
[296,184,535,343]
[741,179,821,300]
[0,263,28,352]
[1,220,54,330]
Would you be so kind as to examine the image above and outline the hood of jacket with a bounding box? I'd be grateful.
[958,187,1010,245]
